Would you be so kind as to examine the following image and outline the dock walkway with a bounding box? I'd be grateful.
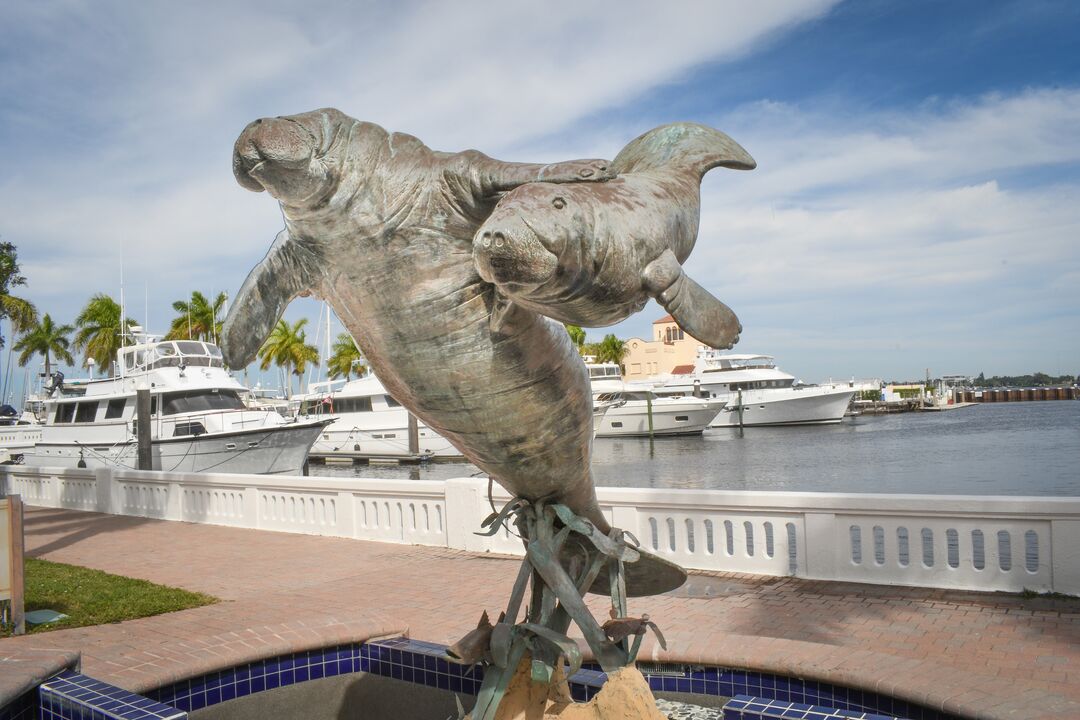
[3,507,1079,719]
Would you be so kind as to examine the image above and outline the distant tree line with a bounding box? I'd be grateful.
[972,372,1078,388]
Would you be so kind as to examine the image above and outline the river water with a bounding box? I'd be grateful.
[309,401,1080,496]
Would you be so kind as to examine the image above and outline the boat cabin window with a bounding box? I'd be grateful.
[161,389,245,415]
[329,397,373,414]
[727,379,795,391]
[173,421,206,437]
[75,401,99,423]
[104,398,127,419]
[588,366,622,380]
[54,403,76,424]
[385,395,401,408]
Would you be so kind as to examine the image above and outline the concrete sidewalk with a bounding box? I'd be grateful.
[3,507,1079,719]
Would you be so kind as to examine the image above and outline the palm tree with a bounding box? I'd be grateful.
[74,294,137,376]
[257,318,319,397]
[327,332,366,380]
[593,333,628,371]
[14,314,74,379]
[564,324,586,354]
[165,290,227,343]
[0,241,38,349]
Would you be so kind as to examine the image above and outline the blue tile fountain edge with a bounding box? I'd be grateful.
[723,694,903,720]
[144,637,958,720]
[150,644,366,713]
[39,671,186,720]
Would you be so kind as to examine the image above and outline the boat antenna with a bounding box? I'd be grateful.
[119,255,126,380]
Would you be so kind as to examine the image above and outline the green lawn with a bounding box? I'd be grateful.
[1,558,217,636]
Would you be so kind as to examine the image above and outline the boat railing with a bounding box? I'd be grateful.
[3,468,1078,597]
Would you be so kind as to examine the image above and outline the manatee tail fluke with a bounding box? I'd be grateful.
[611,122,756,178]
[643,250,741,350]
[221,229,317,369]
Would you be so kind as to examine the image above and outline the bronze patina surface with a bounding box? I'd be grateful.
[473,123,753,349]
[222,108,729,597]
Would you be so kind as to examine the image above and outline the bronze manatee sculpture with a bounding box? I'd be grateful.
[473,123,753,349]
[222,108,689,596]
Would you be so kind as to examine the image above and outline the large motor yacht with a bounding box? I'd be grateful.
[24,337,329,474]
[587,363,725,437]
[656,352,855,427]
[294,374,463,461]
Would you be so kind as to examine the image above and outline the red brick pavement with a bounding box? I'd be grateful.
[3,507,1079,719]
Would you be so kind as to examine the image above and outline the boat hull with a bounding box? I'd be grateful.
[24,420,328,475]
[709,387,855,427]
[309,419,463,460]
[0,425,42,462]
[593,400,723,438]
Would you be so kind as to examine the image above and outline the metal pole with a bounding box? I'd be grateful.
[6,495,25,635]
[646,393,655,456]
[136,387,153,470]
[737,388,744,437]
[407,412,420,457]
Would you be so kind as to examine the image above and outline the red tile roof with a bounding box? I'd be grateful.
[671,364,695,375]
[652,314,675,324]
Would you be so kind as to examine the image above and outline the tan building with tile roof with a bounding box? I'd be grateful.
[622,315,702,380]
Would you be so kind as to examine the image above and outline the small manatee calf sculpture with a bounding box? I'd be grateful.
[473,123,753,349]
[222,108,687,596]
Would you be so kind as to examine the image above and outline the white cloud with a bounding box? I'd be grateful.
[602,90,1080,379]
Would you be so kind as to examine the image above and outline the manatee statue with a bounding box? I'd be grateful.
[472,122,754,349]
[223,108,684,596]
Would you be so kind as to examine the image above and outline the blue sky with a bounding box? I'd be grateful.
[2,0,1078,400]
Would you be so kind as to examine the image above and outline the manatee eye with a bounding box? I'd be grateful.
[552,197,566,210]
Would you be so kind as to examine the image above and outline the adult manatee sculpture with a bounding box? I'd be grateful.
[222,108,753,718]
[223,107,682,594]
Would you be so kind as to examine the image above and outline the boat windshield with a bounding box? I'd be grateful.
[122,341,226,371]
[588,365,622,379]
[595,391,655,402]
[160,389,245,415]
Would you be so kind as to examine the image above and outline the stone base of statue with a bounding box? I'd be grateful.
[467,656,665,720]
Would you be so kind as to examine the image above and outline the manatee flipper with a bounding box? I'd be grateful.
[643,249,741,349]
[221,229,319,368]
[486,290,541,336]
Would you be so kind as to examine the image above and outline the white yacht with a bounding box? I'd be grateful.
[587,363,725,437]
[24,337,329,474]
[294,374,463,461]
[655,352,855,427]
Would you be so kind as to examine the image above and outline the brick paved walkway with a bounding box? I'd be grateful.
[3,507,1079,719]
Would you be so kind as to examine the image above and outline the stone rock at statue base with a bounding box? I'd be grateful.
[470,657,665,720]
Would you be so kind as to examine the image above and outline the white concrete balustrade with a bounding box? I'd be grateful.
[3,466,1078,595]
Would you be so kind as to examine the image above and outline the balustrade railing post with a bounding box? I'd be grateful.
[94,467,112,514]
[1050,519,1080,595]
[802,512,837,580]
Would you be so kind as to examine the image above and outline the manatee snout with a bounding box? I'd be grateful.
[473,217,559,289]
[232,113,338,203]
